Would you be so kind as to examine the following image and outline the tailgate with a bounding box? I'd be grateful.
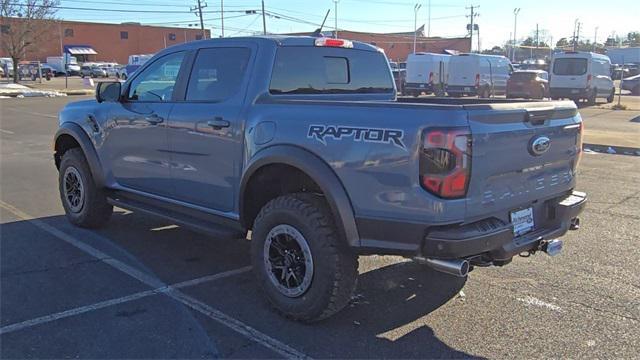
[465,101,581,220]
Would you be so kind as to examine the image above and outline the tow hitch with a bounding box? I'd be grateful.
[540,239,563,256]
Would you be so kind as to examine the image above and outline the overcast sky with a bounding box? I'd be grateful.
[56,0,639,49]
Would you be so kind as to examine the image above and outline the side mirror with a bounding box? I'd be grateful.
[96,81,122,103]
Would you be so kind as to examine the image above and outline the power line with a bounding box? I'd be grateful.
[1,2,248,14]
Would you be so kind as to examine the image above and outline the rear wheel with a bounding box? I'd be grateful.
[607,88,616,103]
[58,148,113,228]
[587,88,597,105]
[251,193,358,322]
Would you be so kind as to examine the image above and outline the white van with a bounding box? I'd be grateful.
[404,53,450,96]
[549,51,615,104]
[447,54,513,97]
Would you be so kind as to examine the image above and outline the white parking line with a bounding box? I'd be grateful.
[0,266,252,336]
[0,200,310,359]
[3,108,58,119]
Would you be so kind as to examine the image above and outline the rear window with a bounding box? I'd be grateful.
[270,47,394,95]
[553,58,588,75]
[511,72,537,80]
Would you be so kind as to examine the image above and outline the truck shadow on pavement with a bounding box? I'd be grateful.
[2,211,483,359]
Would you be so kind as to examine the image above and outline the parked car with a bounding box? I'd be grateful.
[54,36,586,323]
[621,74,640,95]
[17,62,52,81]
[507,70,549,99]
[549,51,615,104]
[404,52,449,96]
[447,53,513,97]
[80,65,108,78]
[0,57,15,78]
[392,68,406,94]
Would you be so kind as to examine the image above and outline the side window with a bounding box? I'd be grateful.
[185,47,251,102]
[127,52,185,102]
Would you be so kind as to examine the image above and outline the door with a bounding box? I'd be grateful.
[167,46,253,212]
[102,51,186,197]
[593,58,613,96]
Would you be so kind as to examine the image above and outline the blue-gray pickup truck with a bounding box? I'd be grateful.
[53,36,586,322]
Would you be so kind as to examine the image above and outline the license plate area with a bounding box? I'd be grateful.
[510,207,534,236]
[571,89,580,94]
[464,87,471,92]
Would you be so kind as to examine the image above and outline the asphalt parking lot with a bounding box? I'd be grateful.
[1,96,639,358]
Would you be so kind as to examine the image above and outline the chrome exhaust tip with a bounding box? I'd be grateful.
[414,257,470,277]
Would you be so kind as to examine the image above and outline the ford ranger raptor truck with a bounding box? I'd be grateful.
[53,36,587,322]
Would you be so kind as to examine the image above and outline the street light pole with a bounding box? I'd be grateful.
[593,26,598,51]
[333,0,339,38]
[512,8,520,61]
[413,3,421,53]
[427,0,431,37]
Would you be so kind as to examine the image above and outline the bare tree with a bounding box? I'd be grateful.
[1,0,60,83]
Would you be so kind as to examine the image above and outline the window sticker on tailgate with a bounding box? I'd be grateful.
[307,125,406,150]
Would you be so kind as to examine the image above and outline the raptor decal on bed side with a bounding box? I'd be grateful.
[307,125,406,150]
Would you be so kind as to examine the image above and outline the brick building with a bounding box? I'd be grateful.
[0,18,210,64]
[289,26,471,62]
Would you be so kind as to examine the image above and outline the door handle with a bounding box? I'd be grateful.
[207,117,230,130]
[145,113,164,125]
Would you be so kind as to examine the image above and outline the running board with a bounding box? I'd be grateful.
[107,192,245,240]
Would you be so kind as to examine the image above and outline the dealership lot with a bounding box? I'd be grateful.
[1,96,639,358]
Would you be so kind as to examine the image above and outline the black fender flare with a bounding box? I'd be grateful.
[239,145,360,247]
[54,122,106,188]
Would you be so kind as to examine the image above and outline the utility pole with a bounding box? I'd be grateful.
[535,23,539,48]
[413,3,422,53]
[261,0,267,35]
[191,0,207,39]
[512,8,520,61]
[465,5,480,51]
[593,26,598,51]
[221,0,224,37]
[333,0,339,38]
[427,0,431,37]
[576,21,581,51]
[572,18,578,51]
[466,5,478,52]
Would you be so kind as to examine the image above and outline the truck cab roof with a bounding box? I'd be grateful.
[155,35,382,55]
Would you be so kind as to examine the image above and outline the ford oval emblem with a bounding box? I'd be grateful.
[530,136,551,156]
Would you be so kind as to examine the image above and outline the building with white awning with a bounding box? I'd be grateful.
[64,45,98,63]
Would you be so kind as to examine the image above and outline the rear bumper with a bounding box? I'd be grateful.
[404,83,434,93]
[550,87,589,98]
[446,85,478,96]
[355,191,587,262]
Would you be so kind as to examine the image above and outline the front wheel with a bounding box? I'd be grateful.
[58,148,113,228]
[251,193,358,322]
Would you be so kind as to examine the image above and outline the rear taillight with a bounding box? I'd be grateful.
[575,121,583,170]
[586,74,592,88]
[428,71,434,84]
[475,73,480,87]
[420,128,472,199]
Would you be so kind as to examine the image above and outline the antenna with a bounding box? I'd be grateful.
[312,9,331,37]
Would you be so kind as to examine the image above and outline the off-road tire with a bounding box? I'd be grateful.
[59,148,113,228]
[251,193,358,322]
